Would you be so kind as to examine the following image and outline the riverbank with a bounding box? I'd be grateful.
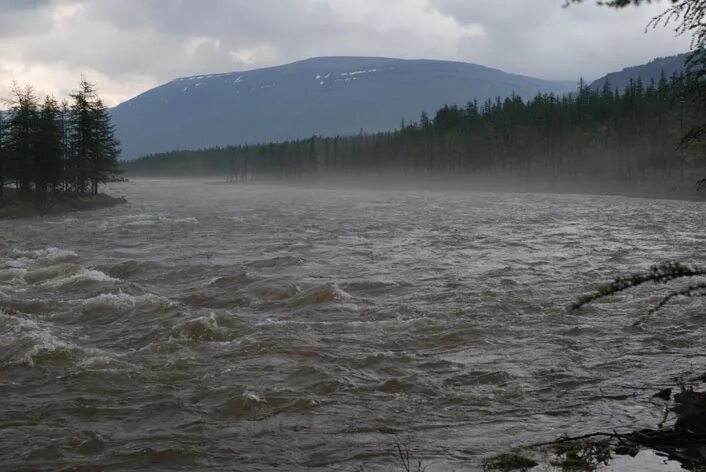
[0,190,126,219]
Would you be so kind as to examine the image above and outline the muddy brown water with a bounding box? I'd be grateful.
[1,179,704,471]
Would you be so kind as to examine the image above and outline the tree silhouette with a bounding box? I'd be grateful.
[0,78,121,201]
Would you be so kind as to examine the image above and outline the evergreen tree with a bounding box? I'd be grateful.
[0,110,6,197]
[89,97,122,194]
[69,78,121,194]
[570,0,706,187]
[0,78,121,201]
[34,97,64,195]
[58,100,71,191]
[5,84,40,198]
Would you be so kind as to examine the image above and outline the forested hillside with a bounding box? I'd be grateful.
[590,53,688,92]
[126,73,705,185]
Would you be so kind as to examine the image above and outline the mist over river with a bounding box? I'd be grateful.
[1,179,704,471]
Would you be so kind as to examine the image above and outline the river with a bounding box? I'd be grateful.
[1,179,704,471]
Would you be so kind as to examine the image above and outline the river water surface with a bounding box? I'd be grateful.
[1,179,704,471]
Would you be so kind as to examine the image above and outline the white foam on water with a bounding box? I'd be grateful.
[0,310,76,367]
[1,309,126,369]
[256,315,428,329]
[22,247,77,260]
[174,217,198,224]
[81,291,173,311]
[76,353,136,371]
[24,264,82,284]
[45,269,118,287]
[332,284,352,300]
[126,219,156,227]
[22,329,75,367]
[112,214,158,227]
[47,218,78,225]
[8,247,78,268]
[151,216,196,225]
[242,391,267,403]
[285,283,353,308]
[23,264,118,287]
[0,268,28,286]
[4,259,28,269]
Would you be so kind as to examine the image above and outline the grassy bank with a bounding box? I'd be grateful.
[0,189,126,220]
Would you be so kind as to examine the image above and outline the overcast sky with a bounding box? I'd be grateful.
[0,0,691,106]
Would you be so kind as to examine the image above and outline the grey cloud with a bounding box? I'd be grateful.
[0,1,53,37]
[81,0,342,45]
[0,0,691,105]
[0,0,49,11]
[428,0,689,79]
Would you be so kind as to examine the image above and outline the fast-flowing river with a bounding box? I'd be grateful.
[1,179,704,471]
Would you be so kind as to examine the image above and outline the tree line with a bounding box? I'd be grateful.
[0,78,122,200]
[127,73,705,184]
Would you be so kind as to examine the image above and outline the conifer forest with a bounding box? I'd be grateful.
[0,79,122,200]
[128,74,706,184]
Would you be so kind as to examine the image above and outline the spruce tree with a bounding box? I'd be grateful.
[5,84,39,198]
[0,110,6,197]
[69,78,121,194]
[34,97,64,195]
[59,100,71,191]
[90,97,122,194]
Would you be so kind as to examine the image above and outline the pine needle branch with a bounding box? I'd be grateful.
[646,282,706,316]
[572,262,706,310]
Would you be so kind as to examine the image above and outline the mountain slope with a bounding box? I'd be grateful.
[590,53,688,91]
[112,57,576,160]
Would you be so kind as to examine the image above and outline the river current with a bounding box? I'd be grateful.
[1,179,704,471]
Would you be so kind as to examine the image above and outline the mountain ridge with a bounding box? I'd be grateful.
[113,54,690,161]
[590,53,688,91]
[112,56,577,160]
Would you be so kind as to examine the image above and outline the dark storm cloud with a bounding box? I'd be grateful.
[0,0,50,10]
[0,0,691,105]
[0,0,53,37]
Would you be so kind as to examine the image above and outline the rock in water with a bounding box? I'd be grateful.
[673,389,706,433]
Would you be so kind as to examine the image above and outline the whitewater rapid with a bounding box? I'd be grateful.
[0,179,704,471]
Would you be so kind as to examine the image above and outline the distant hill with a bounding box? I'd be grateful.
[112,57,577,160]
[590,53,688,91]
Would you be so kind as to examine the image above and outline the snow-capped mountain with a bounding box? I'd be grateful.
[112,57,577,160]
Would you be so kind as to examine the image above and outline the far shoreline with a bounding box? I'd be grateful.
[124,173,706,203]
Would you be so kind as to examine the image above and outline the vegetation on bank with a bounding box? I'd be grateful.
[0,78,123,217]
[573,262,706,316]
[475,262,706,472]
[0,188,125,219]
[126,74,706,189]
